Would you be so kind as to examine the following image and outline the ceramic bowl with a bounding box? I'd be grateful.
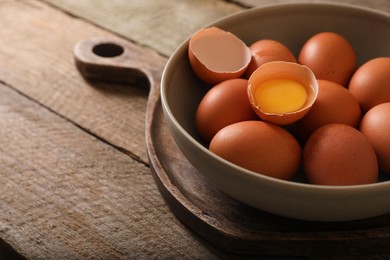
[161,3,390,221]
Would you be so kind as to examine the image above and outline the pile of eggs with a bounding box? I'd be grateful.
[188,26,390,186]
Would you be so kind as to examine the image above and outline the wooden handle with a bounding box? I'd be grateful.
[73,37,152,88]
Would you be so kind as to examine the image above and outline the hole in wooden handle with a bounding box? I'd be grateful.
[92,43,124,58]
[74,37,152,88]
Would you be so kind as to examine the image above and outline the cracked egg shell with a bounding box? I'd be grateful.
[248,61,318,125]
[188,27,251,85]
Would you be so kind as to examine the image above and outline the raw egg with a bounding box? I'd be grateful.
[298,32,356,86]
[188,27,251,85]
[304,124,378,186]
[348,57,390,113]
[244,39,297,78]
[195,78,258,142]
[293,79,361,140]
[360,102,390,174]
[247,61,318,125]
[209,120,301,180]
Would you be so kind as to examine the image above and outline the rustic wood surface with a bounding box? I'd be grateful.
[0,0,389,259]
[0,0,168,164]
[0,0,219,259]
[43,0,243,57]
[43,0,390,57]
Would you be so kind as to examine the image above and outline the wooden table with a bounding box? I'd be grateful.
[0,0,388,259]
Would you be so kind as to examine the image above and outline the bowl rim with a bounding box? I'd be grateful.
[161,2,390,193]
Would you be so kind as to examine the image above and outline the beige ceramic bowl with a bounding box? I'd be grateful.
[161,3,390,222]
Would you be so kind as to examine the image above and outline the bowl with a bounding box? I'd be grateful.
[161,3,390,222]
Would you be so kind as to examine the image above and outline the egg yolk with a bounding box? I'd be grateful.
[254,79,307,114]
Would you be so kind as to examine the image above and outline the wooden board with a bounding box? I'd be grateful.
[145,87,390,257]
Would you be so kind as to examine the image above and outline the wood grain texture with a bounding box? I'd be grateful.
[0,0,387,258]
[0,0,226,258]
[0,81,221,259]
[42,0,389,59]
[42,0,244,56]
[0,0,167,164]
[235,0,390,13]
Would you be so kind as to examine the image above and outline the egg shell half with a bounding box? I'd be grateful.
[248,61,318,125]
[188,27,251,85]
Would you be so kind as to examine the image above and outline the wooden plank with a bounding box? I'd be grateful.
[234,0,390,13]
[42,0,244,56]
[0,0,167,163]
[42,0,389,59]
[0,82,221,259]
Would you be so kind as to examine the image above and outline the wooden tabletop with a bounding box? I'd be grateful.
[0,0,388,259]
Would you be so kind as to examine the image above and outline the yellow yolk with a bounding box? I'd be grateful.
[254,79,307,114]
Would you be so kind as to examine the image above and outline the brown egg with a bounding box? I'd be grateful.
[188,27,251,85]
[209,120,301,180]
[360,102,390,174]
[196,78,258,142]
[304,124,378,186]
[348,57,390,113]
[247,61,318,125]
[298,32,356,86]
[243,39,297,78]
[293,79,361,140]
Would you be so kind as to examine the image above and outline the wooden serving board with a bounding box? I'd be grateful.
[146,96,390,257]
[75,37,390,257]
